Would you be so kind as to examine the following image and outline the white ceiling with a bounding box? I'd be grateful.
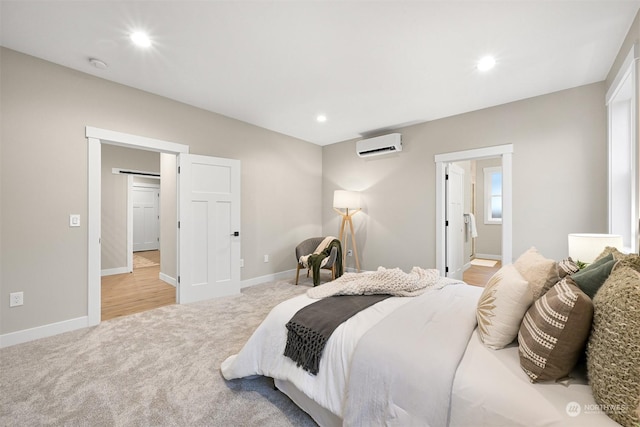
[1,1,638,146]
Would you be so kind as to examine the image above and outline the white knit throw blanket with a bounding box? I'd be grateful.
[307,266,443,299]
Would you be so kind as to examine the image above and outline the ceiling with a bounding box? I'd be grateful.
[1,1,638,146]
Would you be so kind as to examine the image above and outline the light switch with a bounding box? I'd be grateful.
[69,214,81,227]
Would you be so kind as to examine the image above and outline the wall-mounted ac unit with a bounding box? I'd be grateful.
[356,133,402,158]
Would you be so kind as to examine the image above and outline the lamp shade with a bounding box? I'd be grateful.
[568,233,623,264]
[333,190,361,209]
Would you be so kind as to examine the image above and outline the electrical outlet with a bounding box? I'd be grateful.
[264,254,269,263]
[69,214,81,227]
[347,249,353,256]
[10,292,24,307]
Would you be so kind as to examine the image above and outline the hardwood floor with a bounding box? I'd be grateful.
[463,259,502,287]
[101,251,176,321]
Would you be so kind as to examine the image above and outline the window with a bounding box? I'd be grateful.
[484,167,502,224]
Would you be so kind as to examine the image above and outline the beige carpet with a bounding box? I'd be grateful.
[0,276,325,426]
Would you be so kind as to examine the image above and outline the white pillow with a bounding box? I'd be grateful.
[476,264,534,349]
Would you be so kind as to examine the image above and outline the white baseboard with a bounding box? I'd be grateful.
[0,316,89,348]
[240,269,297,288]
[475,253,502,261]
[0,268,349,348]
[159,272,176,287]
[101,267,130,276]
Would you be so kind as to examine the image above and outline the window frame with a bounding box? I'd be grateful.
[484,166,502,225]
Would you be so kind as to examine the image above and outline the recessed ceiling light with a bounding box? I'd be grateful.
[316,114,327,123]
[130,31,152,48]
[477,56,496,72]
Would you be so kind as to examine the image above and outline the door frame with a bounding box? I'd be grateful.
[86,126,189,327]
[435,144,513,276]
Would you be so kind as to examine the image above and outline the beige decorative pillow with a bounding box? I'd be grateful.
[514,247,559,300]
[587,264,640,427]
[477,264,533,349]
[518,277,593,382]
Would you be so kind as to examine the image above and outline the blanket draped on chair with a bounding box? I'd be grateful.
[299,237,343,287]
[284,294,390,375]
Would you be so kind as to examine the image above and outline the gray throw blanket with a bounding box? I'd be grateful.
[284,294,391,375]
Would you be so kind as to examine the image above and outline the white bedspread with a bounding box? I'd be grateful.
[220,278,477,420]
[343,283,483,426]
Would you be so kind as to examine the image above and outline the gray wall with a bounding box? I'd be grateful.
[322,82,607,272]
[101,145,160,270]
[0,48,322,335]
[160,153,177,281]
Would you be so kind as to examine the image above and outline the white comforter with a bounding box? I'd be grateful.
[221,278,482,425]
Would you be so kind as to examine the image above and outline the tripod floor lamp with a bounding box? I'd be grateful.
[333,190,361,272]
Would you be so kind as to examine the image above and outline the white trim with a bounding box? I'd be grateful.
[101,267,130,276]
[127,175,134,273]
[0,316,89,348]
[87,137,102,326]
[159,272,177,287]
[435,144,513,276]
[86,127,187,154]
[239,269,297,289]
[607,46,639,253]
[87,126,189,328]
[434,144,513,163]
[606,44,639,105]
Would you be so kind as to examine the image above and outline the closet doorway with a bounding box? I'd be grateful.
[445,159,503,285]
[434,144,513,282]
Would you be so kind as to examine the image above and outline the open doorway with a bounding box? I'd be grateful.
[99,145,176,320]
[87,127,242,327]
[86,127,189,327]
[434,144,513,285]
[446,159,503,285]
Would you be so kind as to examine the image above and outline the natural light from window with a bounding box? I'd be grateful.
[484,166,502,224]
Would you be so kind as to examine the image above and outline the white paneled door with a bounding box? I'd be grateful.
[446,163,465,280]
[132,186,160,252]
[178,154,241,304]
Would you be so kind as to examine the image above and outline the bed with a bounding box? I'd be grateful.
[221,273,622,426]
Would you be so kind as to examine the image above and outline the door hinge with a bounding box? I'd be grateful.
[178,166,181,174]
[178,276,180,284]
[445,220,449,226]
[445,266,449,273]
[178,221,181,229]
[445,174,449,180]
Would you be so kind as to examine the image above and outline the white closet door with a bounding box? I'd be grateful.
[132,186,159,252]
